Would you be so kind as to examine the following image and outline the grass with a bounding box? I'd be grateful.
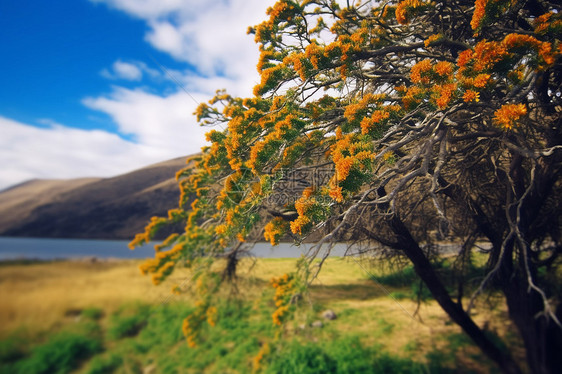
[0,320,102,374]
[0,256,521,373]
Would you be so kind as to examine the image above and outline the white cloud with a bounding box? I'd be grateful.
[1,1,277,190]
[0,116,184,191]
[83,86,209,150]
[90,0,192,20]
[101,59,161,81]
[112,60,143,80]
[92,0,275,91]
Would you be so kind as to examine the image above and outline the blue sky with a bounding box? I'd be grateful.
[0,0,273,190]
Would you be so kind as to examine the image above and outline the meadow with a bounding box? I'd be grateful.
[0,256,523,373]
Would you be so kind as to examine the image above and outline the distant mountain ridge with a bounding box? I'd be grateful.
[0,157,189,239]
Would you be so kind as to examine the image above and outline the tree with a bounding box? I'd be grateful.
[130,1,562,373]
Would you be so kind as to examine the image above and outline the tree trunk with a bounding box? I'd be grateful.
[438,173,562,373]
[500,153,562,373]
[388,215,523,374]
[498,253,562,374]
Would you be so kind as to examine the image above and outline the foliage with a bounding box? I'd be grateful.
[107,303,151,340]
[131,0,562,372]
[85,353,123,374]
[2,322,102,374]
[81,307,104,321]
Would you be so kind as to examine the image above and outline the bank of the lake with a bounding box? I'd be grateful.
[0,237,360,261]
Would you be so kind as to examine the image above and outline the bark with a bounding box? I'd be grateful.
[495,156,562,374]
[500,265,562,374]
[436,156,562,373]
[387,215,523,374]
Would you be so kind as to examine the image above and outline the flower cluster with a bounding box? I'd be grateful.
[400,85,424,109]
[331,134,373,181]
[463,90,480,102]
[434,61,454,77]
[360,109,390,134]
[129,216,167,249]
[304,42,323,69]
[470,0,513,33]
[182,316,199,348]
[457,34,558,77]
[253,65,289,96]
[424,33,443,47]
[503,33,556,67]
[289,187,316,235]
[472,40,508,72]
[206,306,217,327]
[329,133,375,202]
[493,103,527,130]
[534,12,562,35]
[264,217,288,245]
[434,83,458,110]
[470,0,490,31]
[252,343,270,373]
[283,52,313,81]
[395,0,431,25]
[410,59,432,84]
[270,273,297,325]
[344,93,386,125]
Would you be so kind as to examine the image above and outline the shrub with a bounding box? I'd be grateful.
[86,353,123,374]
[107,303,150,340]
[12,331,102,374]
[81,307,104,321]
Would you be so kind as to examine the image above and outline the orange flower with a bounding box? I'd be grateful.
[283,52,308,81]
[500,34,557,68]
[470,0,488,31]
[457,49,473,68]
[493,103,527,130]
[305,42,322,69]
[473,73,491,88]
[329,184,344,202]
[206,306,217,327]
[402,86,424,108]
[410,59,432,84]
[360,110,390,134]
[264,217,287,245]
[434,83,457,109]
[395,0,428,25]
[215,224,227,235]
[463,90,480,102]
[473,40,508,72]
[538,42,555,66]
[534,12,553,34]
[290,215,311,235]
[424,33,442,48]
[434,61,454,77]
[252,343,270,372]
[395,2,408,25]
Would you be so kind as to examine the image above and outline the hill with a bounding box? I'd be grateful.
[0,157,189,239]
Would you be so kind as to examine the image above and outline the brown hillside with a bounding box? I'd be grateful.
[0,157,190,239]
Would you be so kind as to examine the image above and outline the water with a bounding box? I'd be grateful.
[0,237,355,260]
[0,237,154,260]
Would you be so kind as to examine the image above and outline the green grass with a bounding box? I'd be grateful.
[81,308,104,321]
[1,296,470,374]
[262,335,457,374]
[84,353,123,374]
[0,321,102,374]
[370,256,488,302]
[0,257,517,373]
[107,303,151,340]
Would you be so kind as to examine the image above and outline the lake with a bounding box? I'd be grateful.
[0,237,353,260]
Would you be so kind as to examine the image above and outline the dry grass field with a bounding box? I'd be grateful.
[0,257,523,373]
